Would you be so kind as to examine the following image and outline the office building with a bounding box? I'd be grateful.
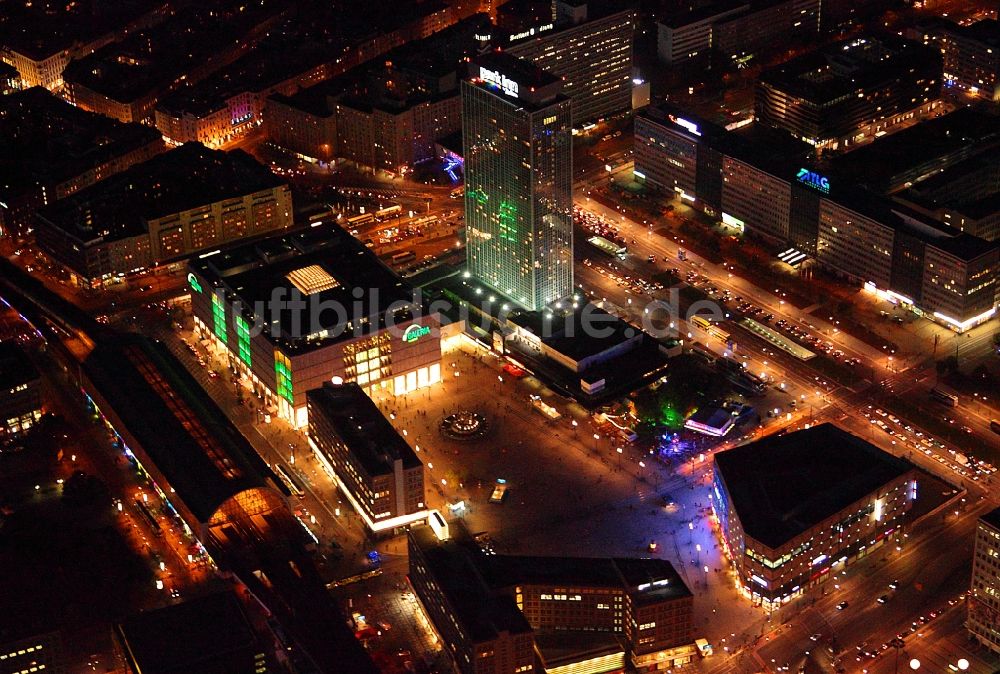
[0,631,66,674]
[912,18,1000,102]
[969,507,1000,655]
[188,221,442,428]
[505,1,636,125]
[115,592,271,674]
[633,104,1000,331]
[711,424,918,605]
[306,382,426,533]
[0,87,163,238]
[657,0,820,66]
[0,62,19,94]
[463,52,573,311]
[0,342,43,439]
[755,36,942,150]
[408,526,695,674]
[35,143,292,287]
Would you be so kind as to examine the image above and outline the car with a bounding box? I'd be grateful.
[877,594,889,604]
[502,363,527,378]
[888,580,899,590]
[647,254,656,263]
[837,601,849,610]
[810,633,822,642]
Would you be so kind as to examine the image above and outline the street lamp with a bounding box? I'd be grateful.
[957,659,969,671]
[909,659,920,670]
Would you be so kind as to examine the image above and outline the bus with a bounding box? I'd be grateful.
[690,315,730,342]
[375,204,401,220]
[134,499,163,536]
[346,212,374,226]
[390,251,416,265]
[990,420,1000,435]
[275,463,305,498]
[930,388,958,407]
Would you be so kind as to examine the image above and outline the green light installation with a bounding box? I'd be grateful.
[274,351,293,404]
[211,293,226,343]
[236,315,251,366]
[498,200,518,242]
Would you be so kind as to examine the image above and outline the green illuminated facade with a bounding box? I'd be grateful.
[236,316,251,366]
[275,351,293,404]
[212,293,226,342]
[462,54,574,311]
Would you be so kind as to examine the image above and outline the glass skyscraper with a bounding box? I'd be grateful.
[462,52,573,312]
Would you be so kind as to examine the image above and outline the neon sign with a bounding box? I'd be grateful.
[480,67,519,98]
[796,168,830,193]
[187,272,202,293]
[403,324,431,343]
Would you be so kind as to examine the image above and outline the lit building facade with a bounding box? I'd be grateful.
[969,508,1000,655]
[407,526,695,674]
[306,382,426,533]
[755,36,941,150]
[914,18,1000,102]
[463,52,573,311]
[34,143,292,286]
[0,342,43,439]
[505,4,636,125]
[712,424,918,605]
[633,104,1000,332]
[188,222,442,428]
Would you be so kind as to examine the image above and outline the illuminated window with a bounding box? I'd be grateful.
[236,315,251,366]
[275,351,293,404]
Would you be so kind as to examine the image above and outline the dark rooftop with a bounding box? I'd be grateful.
[410,527,533,643]
[189,221,415,354]
[0,341,40,392]
[714,423,915,549]
[82,334,282,523]
[983,507,1000,532]
[0,87,163,202]
[37,142,285,244]
[828,108,1000,191]
[116,591,261,674]
[307,382,422,476]
[758,36,941,107]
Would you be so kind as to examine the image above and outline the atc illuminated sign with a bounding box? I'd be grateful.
[480,67,519,98]
[796,168,830,193]
[403,324,431,343]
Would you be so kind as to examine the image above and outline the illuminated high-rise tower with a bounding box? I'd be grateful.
[462,52,573,311]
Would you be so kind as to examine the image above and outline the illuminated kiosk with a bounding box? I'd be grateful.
[462,51,574,312]
[711,423,917,607]
[683,406,734,437]
[306,382,428,534]
[188,221,442,428]
[80,335,289,553]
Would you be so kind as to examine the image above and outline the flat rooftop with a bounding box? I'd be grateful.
[116,591,260,674]
[189,221,415,355]
[0,340,40,392]
[307,382,421,476]
[714,423,915,549]
[410,527,532,643]
[83,334,281,523]
[758,35,940,106]
[37,143,285,244]
[468,51,565,107]
[0,87,162,201]
[982,507,1000,532]
[829,108,1000,189]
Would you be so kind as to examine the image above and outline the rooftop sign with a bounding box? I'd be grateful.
[480,67,519,98]
[796,168,830,193]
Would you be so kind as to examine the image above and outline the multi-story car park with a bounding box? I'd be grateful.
[968,507,1000,655]
[754,35,942,150]
[633,104,1000,332]
[188,221,441,428]
[408,526,695,674]
[712,424,918,606]
[306,382,427,533]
